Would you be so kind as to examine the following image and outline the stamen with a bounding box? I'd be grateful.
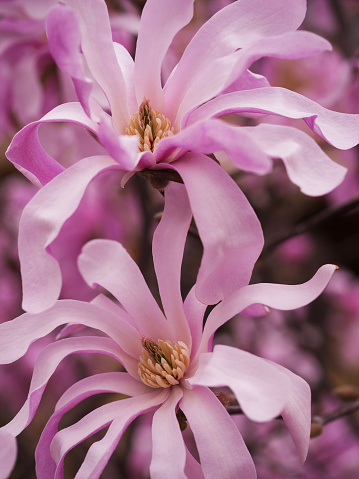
[138,337,190,389]
[125,99,174,152]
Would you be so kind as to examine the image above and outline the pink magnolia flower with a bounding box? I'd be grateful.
[7,0,359,314]
[0,183,338,478]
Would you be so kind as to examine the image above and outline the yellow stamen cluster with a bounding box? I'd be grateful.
[125,99,174,152]
[138,337,190,388]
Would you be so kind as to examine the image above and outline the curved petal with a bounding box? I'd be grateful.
[0,300,141,365]
[184,446,205,479]
[97,115,140,170]
[180,386,256,479]
[150,386,185,479]
[273,364,311,463]
[188,345,291,422]
[134,0,195,113]
[0,430,17,479]
[51,390,169,479]
[78,239,170,340]
[64,0,130,132]
[186,87,359,150]
[2,336,123,438]
[46,5,93,117]
[173,152,264,304]
[165,0,306,125]
[5,102,98,187]
[183,287,207,362]
[198,264,337,357]
[225,31,331,91]
[113,42,137,115]
[153,182,192,345]
[18,155,120,314]
[36,372,149,478]
[154,119,271,175]
[244,123,347,195]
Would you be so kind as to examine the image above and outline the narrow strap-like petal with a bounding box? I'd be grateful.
[0,300,141,365]
[5,102,98,187]
[243,123,347,196]
[154,118,271,175]
[36,372,149,478]
[0,430,17,479]
[186,87,359,150]
[18,155,120,313]
[173,152,264,305]
[150,387,185,479]
[188,345,290,422]
[2,336,123,438]
[134,0,195,113]
[153,182,192,345]
[46,5,93,117]
[180,386,256,479]
[52,390,168,479]
[165,0,306,125]
[78,239,170,340]
[64,0,130,132]
[198,264,337,358]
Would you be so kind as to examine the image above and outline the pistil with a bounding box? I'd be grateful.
[138,337,190,388]
[125,99,174,152]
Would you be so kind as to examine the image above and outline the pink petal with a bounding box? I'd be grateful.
[0,430,17,479]
[134,0,195,113]
[97,114,141,170]
[183,287,207,362]
[173,153,263,304]
[6,102,99,187]
[152,182,192,345]
[51,390,169,479]
[180,386,256,479]
[244,123,347,195]
[46,5,93,117]
[18,155,120,313]
[273,364,311,463]
[165,0,306,125]
[65,0,130,132]
[78,239,170,341]
[225,31,331,91]
[186,87,359,150]
[154,119,271,175]
[0,300,141,365]
[188,345,290,422]
[184,446,205,479]
[150,387,185,478]
[36,372,149,478]
[199,264,337,357]
[2,336,123,438]
[113,42,137,115]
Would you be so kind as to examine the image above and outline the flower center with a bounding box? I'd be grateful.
[138,337,190,388]
[125,99,174,152]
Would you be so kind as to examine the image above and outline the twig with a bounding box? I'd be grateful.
[263,196,359,255]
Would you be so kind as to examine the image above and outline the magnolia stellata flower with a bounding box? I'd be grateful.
[7,0,359,314]
[0,184,338,478]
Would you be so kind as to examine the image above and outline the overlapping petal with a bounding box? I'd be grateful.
[18,155,120,313]
[198,264,337,357]
[173,152,264,304]
[6,102,99,187]
[152,182,192,345]
[180,386,256,479]
[150,387,185,479]
[64,0,129,132]
[134,0,195,113]
[188,345,290,422]
[186,87,359,150]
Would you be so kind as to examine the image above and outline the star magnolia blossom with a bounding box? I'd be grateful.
[0,184,337,479]
[6,0,359,314]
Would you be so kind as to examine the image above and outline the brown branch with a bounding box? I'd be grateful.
[263,196,359,256]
